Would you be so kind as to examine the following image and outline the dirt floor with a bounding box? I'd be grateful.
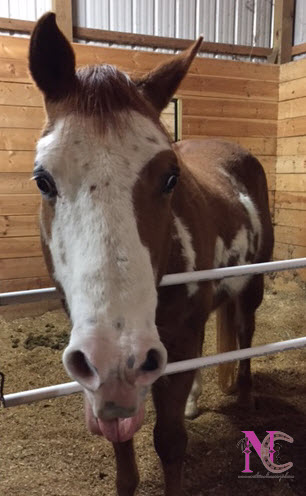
[0,282,305,496]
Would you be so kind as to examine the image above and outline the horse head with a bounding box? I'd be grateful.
[29,12,202,442]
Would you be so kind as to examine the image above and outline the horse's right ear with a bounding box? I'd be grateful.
[29,12,76,101]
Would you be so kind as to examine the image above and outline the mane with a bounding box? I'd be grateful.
[70,64,162,135]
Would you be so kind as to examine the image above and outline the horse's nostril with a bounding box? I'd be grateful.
[67,350,95,379]
[141,348,160,372]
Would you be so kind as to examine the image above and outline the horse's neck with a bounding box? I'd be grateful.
[166,163,211,276]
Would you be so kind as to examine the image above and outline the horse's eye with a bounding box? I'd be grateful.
[33,172,57,198]
[163,174,178,194]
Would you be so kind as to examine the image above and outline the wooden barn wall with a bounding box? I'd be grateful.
[0,36,278,293]
[277,59,306,281]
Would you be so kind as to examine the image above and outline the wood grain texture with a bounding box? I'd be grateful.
[280,58,306,82]
[0,256,48,280]
[276,174,306,192]
[0,128,40,151]
[274,241,306,260]
[278,136,306,155]
[75,26,271,58]
[0,215,39,237]
[0,236,41,258]
[0,151,35,172]
[279,77,306,101]
[0,82,42,106]
[0,194,40,215]
[276,156,306,173]
[182,97,277,120]
[274,191,306,210]
[0,106,44,128]
[274,208,306,228]
[52,0,73,41]
[0,173,36,195]
[0,276,52,292]
[183,116,276,138]
[271,0,294,64]
[278,116,306,138]
[274,225,306,247]
[278,97,306,120]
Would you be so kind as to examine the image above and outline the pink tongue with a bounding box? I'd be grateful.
[85,400,145,443]
[97,405,145,443]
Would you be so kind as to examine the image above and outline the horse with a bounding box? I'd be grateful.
[29,13,274,496]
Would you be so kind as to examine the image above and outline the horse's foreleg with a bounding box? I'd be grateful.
[113,439,139,496]
[152,370,195,496]
[185,368,202,418]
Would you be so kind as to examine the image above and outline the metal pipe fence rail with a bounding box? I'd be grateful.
[1,257,306,409]
[1,337,306,408]
[1,258,306,306]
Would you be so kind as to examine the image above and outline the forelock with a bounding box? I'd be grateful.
[69,64,160,133]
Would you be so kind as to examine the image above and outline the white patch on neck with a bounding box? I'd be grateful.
[173,215,198,297]
[213,192,262,296]
[35,111,171,342]
[213,227,249,295]
[239,192,262,255]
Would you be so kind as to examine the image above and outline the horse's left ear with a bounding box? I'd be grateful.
[135,36,203,114]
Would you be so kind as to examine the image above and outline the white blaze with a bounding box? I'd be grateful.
[35,111,170,337]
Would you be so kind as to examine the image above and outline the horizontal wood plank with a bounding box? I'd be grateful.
[280,58,306,82]
[183,116,276,138]
[0,235,41,258]
[274,225,306,247]
[0,150,35,172]
[0,194,40,215]
[292,43,306,57]
[276,173,306,192]
[0,50,279,88]
[278,115,306,137]
[278,97,306,120]
[279,77,306,101]
[276,155,306,173]
[0,256,48,279]
[0,82,42,106]
[178,76,277,101]
[0,215,39,237]
[274,241,306,260]
[0,276,52,293]
[0,173,36,194]
[0,57,33,83]
[75,26,272,58]
[274,191,306,210]
[273,241,306,281]
[0,128,40,150]
[0,106,44,128]
[277,136,306,155]
[75,45,278,82]
[182,97,277,120]
[274,208,306,228]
